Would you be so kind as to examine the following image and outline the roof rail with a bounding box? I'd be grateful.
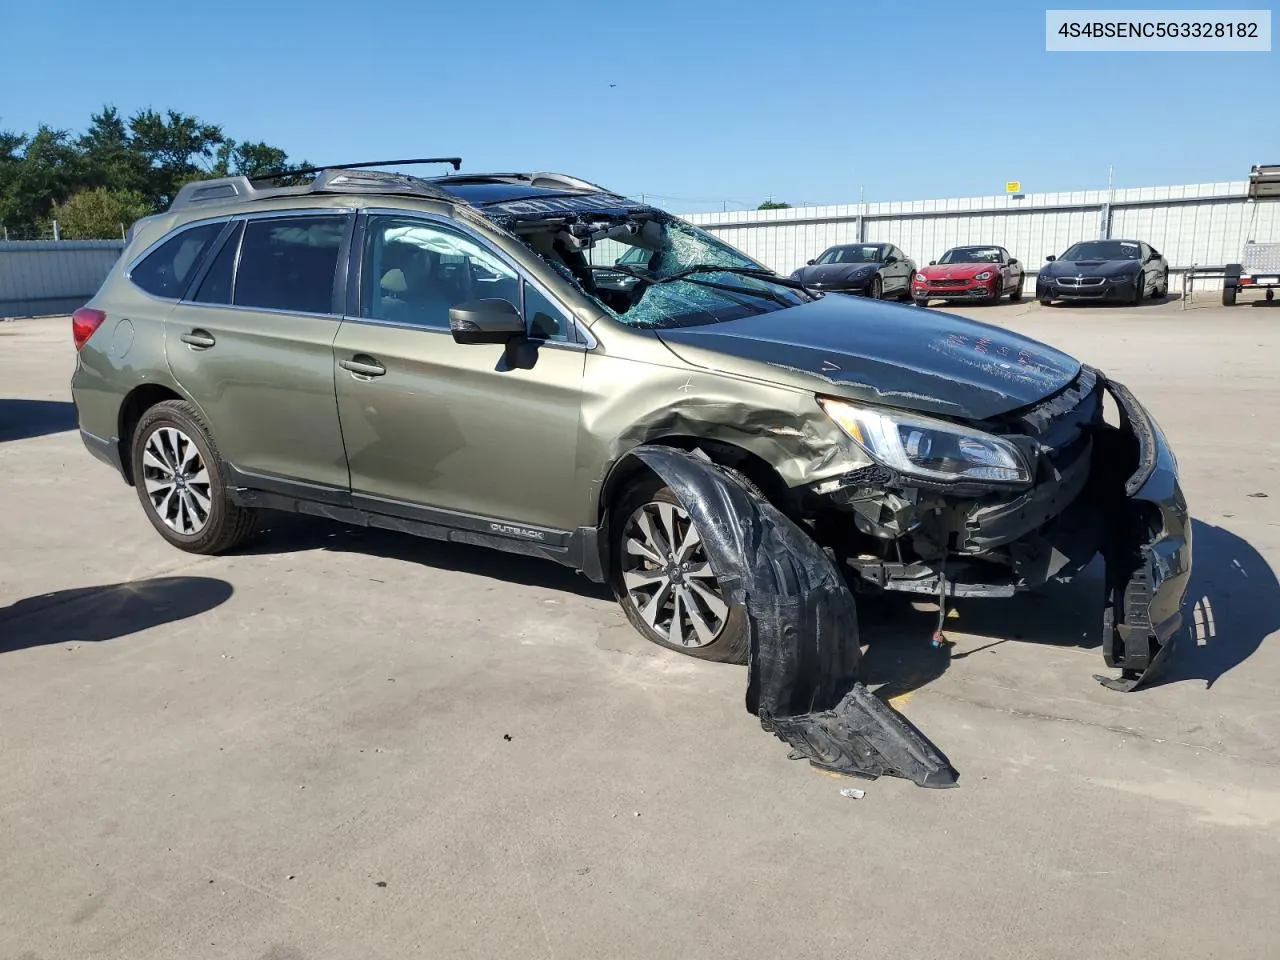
[169,167,456,213]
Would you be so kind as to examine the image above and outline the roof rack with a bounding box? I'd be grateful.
[254,156,462,182]
[168,166,458,213]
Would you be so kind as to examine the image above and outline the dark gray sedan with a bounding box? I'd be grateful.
[790,243,916,300]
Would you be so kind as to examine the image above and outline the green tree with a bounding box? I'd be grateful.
[0,106,300,237]
[757,200,791,210]
[52,187,152,239]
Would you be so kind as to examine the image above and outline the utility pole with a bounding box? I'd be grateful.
[1100,165,1115,240]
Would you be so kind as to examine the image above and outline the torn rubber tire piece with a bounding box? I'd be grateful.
[628,445,958,788]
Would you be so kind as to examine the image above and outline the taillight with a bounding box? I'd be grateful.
[72,307,107,350]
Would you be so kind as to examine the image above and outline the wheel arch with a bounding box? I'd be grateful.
[116,381,204,485]
[594,436,791,575]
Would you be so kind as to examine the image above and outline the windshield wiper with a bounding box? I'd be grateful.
[659,263,817,293]
[592,264,795,306]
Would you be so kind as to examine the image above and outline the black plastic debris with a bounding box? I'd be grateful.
[629,446,958,788]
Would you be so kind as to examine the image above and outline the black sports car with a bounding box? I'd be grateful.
[790,243,916,300]
[1037,239,1169,305]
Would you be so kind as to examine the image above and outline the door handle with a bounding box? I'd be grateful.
[339,355,386,378]
[180,329,216,349]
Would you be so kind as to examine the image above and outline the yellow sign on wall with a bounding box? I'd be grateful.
[1006,181,1022,194]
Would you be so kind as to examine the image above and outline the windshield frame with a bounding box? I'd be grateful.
[815,244,885,266]
[1060,240,1142,262]
[938,245,1004,265]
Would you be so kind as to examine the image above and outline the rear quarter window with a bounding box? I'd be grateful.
[234,215,348,314]
[129,223,225,299]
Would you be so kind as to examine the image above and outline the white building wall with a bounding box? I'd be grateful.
[679,181,1278,292]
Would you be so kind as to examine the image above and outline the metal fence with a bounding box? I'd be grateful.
[0,240,125,318]
[680,180,1280,293]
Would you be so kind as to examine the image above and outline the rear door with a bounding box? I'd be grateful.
[167,210,352,492]
[331,211,585,532]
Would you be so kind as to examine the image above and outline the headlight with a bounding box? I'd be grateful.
[973,271,993,281]
[819,398,1032,484]
[790,270,801,280]
[914,274,929,284]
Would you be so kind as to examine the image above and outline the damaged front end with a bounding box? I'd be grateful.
[809,365,1191,691]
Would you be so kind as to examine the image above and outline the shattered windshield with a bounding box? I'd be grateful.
[816,245,884,265]
[509,210,814,329]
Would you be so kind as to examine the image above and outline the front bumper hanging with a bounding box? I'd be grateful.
[1094,377,1192,691]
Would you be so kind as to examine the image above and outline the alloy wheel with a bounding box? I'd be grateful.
[621,499,729,648]
[141,426,213,535]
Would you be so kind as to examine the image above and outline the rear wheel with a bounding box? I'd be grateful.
[610,478,748,663]
[1222,284,1237,306]
[130,400,257,554]
[868,276,883,300]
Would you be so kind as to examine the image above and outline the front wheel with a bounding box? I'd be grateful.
[610,479,748,663]
[1009,276,1024,301]
[987,279,1003,304]
[914,297,930,307]
[899,272,916,301]
[868,276,883,300]
[1130,273,1145,305]
[130,400,257,554]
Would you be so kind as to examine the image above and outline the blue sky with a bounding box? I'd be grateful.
[2,0,1274,211]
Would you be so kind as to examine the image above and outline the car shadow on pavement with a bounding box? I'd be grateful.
[243,514,614,601]
[0,576,233,654]
[1042,292,1182,310]
[0,398,77,442]
[1161,518,1280,689]
[859,518,1276,698]
[858,570,1104,702]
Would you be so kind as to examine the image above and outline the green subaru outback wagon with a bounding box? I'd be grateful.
[71,163,1190,687]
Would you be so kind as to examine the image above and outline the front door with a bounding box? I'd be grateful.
[332,213,584,532]
[167,212,351,491]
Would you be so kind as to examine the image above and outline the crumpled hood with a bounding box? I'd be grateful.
[919,262,996,280]
[1041,258,1142,279]
[656,295,1081,420]
[793,262,879,285]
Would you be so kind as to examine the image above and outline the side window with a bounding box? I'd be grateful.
[129,222,224,299]
[234,215,347,314]
[192,221,244,304]
[362,216,519,329]
[523,281,574,343]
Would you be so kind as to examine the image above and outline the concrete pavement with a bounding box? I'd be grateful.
[2,297,1278,959]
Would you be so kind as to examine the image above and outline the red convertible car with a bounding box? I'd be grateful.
[913,245,1025,305]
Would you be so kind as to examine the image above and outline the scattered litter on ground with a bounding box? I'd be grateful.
[839,787,866,799]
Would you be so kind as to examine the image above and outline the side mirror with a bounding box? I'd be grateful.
[884,255,898,265]
[449,298,525,345]
[1146,252,1159,262]
[806,259,816,266]
[1010,258,1019,266]
[1046,255,1057,262]
[928,260,937,266]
